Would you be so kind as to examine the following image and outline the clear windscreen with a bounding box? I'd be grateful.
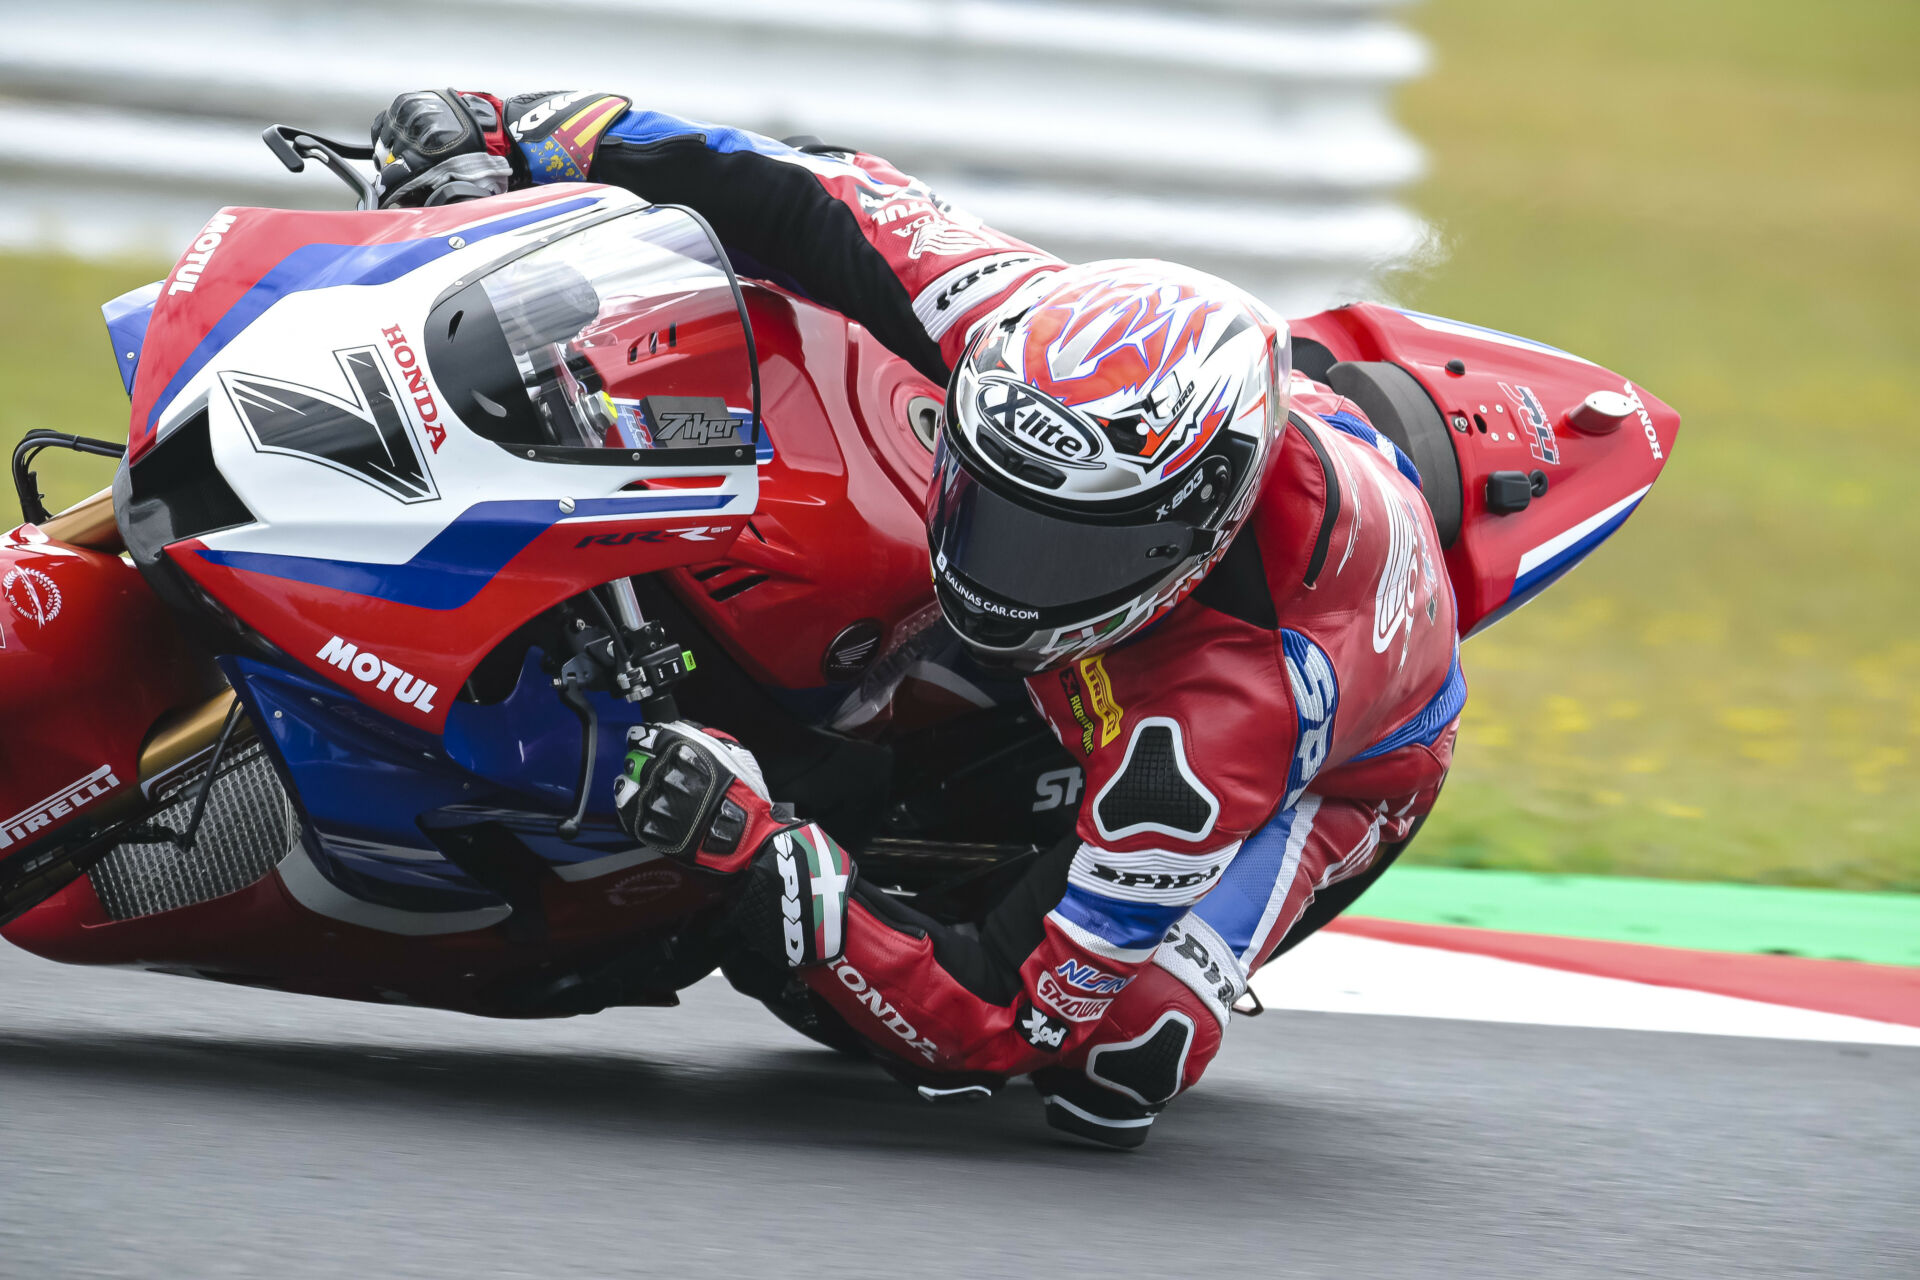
[432,204,758,454]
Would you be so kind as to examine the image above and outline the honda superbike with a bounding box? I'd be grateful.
[0,126,1676,1020]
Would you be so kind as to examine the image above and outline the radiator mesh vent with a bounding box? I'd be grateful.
[90,742,297,921]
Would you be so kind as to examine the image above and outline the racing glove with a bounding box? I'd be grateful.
[371,89,633,208]
[614,722,854,969]
[370,89,514,208]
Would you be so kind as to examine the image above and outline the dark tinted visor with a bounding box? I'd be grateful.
[931,460,1193,610]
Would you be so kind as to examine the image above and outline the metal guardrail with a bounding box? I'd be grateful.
[0,0,1428,312]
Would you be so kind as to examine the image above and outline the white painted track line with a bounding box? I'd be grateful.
[1256,933,1920,1047]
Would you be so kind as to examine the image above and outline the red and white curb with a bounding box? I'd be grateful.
[1258,929,1920,1047]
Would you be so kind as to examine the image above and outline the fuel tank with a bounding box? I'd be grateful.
[662,285,945,699]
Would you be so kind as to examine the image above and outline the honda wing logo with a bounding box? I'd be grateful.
[222,347,438,504]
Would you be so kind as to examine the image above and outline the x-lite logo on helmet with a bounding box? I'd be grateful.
[976,376,1104,469]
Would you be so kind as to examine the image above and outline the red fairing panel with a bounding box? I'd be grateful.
[4,843,728,1015]
[1288,304,1679,637]
[127,188,592,463]
[664,286,946,691]
[0,527,211,865]
[170,512,749,734]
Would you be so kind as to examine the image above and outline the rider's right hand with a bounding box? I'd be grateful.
[613,722,778,871]
[615,722,856,971]
[370,89,515,208]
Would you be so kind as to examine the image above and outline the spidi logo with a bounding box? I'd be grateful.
[168,212,237,296]
[316,637,439,714]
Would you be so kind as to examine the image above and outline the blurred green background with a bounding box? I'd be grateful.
[1393,0,1919,889]
[2,0,1914,889]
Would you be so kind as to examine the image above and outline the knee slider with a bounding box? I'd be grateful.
[1084,1010,1196,1107]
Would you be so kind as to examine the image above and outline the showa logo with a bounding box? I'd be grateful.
[167,212,236,295]
[316,636,438,714]
[381,326,446,452]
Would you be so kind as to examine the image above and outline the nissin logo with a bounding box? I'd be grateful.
[316,636,438,713]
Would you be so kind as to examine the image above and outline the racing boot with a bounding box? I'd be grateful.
[1035,916,1244,1149]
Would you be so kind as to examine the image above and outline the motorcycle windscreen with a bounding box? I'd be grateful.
[426,204,759,456]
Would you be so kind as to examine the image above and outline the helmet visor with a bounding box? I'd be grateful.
[929,447,1196,612]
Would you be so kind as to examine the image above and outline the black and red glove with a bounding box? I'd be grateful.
[369,89,516,208]
[614,722,855,969]
[371,88,634,208]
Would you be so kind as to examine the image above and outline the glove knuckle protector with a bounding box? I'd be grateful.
[615,723,754,862]
[371,88,513,208]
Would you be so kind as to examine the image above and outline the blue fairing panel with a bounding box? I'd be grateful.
[102,280,162,397]
[442,648,593,807]
[232,645,655,914]
[229,657,503,914]
[196,491,736,611]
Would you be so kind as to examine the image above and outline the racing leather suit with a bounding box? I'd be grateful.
[495,97,1462,1129]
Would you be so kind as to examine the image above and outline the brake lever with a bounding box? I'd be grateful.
[262,124,379,210]
[554,668,598,841]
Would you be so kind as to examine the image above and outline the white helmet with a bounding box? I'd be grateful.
[929,260,1289,671]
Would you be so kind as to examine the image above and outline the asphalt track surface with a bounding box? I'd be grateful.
[2,942,1915,1279]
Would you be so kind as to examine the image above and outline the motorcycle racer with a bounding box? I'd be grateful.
[373,90,1463,1147]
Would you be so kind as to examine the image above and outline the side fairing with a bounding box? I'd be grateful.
[118,187,762,733]
[663,287,946,697]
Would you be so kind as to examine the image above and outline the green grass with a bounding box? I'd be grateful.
[1392,0,1920,888]
[1,255,158,512]
[2,0,1915,888]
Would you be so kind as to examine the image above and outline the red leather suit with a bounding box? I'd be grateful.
[528,103,1463,1105]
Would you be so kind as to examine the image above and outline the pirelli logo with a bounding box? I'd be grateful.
[0,763,121,849]
[1078,655,1124,749]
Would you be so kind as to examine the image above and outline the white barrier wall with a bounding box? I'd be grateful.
[0,0,1428,312]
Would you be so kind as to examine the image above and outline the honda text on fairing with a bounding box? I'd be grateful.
[0,104,1676,1149]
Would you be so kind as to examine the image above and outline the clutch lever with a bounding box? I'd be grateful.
[262,124,379,210]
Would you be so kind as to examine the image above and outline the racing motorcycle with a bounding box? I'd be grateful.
[0,126,1677,1019]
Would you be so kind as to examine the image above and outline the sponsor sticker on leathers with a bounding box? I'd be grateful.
[1078,655,1124,748]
